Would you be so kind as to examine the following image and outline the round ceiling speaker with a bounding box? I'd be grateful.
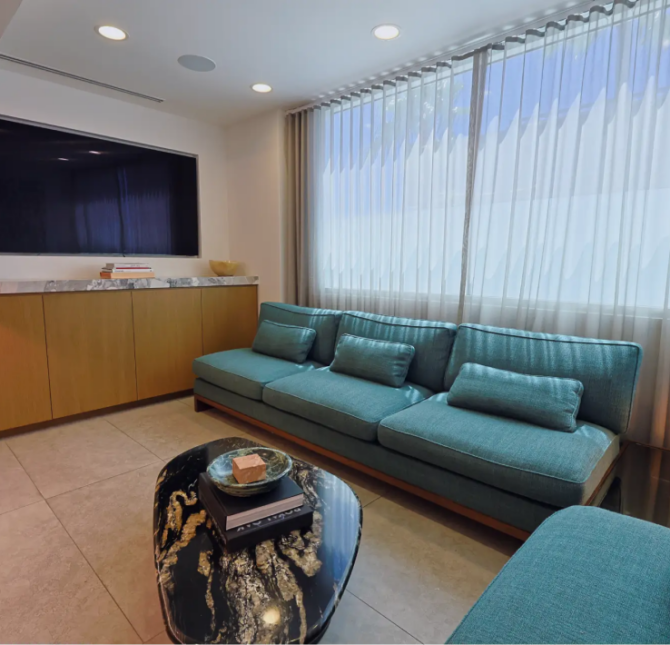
[178,55,217,72]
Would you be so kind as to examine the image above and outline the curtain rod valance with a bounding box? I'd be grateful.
[286,0,641,115]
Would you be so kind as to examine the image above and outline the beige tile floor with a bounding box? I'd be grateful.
[0,396,520,644]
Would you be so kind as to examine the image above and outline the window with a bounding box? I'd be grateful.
[308,0,670,314]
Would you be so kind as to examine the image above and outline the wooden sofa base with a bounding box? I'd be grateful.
[195,394,533,541]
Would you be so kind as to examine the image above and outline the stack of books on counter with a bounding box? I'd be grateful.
[198,473,313,551]
[100,263,155,279]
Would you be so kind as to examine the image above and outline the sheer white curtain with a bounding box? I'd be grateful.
[302,0,670,445]
[308,59,473,320]
[465,0,670,444]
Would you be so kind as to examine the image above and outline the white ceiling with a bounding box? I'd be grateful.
[0,0,592,126]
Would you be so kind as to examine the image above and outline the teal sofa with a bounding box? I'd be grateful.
[447,506,670,644]
[193,302,642,535]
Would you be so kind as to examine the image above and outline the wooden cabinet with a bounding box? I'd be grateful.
[202,285,258,354]
[0,295,52,431]
[132,289,204,399]
[43,291,138,418]
[0,285,257,432]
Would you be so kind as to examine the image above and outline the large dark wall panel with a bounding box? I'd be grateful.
[0,117,199,256]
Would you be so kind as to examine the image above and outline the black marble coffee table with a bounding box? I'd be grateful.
[153,437,362,644]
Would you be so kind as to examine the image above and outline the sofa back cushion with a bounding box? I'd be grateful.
[336,311,458,391]
[252,320,316,364]
[444,324,642,434]
[331,334,416,387]
[447,362,584,432]
[258,302,342,365]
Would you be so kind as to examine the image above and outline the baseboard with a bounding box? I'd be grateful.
[0,389,193,439]
[195,393,533,541]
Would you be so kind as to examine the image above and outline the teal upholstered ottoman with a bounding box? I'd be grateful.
[448,506,670,644]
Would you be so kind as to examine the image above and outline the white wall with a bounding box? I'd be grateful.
[224,109,285,304]
[0,67,229,280]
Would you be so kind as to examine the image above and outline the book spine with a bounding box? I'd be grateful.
[225,509,313,552]
[226,498,304,530]
[104,264,152,269]
[100,272,156,279]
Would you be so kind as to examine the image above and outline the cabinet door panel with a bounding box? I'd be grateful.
[133,289,203,399]
[44,292,137,418]
[202,286,258,355]
[0,295,52,431]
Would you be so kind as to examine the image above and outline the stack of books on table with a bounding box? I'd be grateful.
[198,472,313,551]
[100,263,155,279]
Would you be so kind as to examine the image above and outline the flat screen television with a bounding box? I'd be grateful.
[0,117,199,256]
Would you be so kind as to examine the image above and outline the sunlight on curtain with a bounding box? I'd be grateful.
[465,0,670,444]
[306,0,670,445]
[310,60,473,320]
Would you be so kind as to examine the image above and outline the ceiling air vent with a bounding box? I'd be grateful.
[0,53,165,103]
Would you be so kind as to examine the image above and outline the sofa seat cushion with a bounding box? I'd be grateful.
[193,349,322,401]
[447,506,670,644]
[263,367,432,442]
[378,393,619,507]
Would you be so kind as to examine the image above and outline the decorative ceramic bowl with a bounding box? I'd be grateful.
[206,447,293,497]
[209,260,239,276]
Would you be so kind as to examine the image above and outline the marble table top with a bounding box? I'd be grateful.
[154,437,363,644]
[0,276,259,294]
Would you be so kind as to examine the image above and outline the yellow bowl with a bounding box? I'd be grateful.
[209,260,239,277]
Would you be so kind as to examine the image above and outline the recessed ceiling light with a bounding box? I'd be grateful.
[89,150,102,155]
[251,83,272,93]
[96,25,128,41]
[58,158,68,161]
[373,24,400,40]
[178,54,217,72]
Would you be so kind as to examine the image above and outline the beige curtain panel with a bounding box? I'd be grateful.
[284,111,312,307]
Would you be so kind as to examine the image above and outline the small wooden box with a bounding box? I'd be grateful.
[232,453,267,484]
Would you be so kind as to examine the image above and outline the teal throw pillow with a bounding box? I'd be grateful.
[252,320,316,364]
[447,362,584,432]
[330,333,415,387]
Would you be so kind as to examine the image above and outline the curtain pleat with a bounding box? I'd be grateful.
[285,0,670,446]
[464,0,670,444]
[285,111,313,305]
[302,60,474,320]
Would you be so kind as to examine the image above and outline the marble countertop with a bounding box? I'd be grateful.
[0,276,259,294]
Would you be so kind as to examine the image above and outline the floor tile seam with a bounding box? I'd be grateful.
[44,458,164,502]
[5,440,42,485]
[345,589,425,644]
[142,627,167,643]
[44,496,144,643]
[360,493,383,508]
[0,498,45,519]
[103,416,167,461]
[3,441,48,507]
[5,414,164,471]
[361,494,385,510]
